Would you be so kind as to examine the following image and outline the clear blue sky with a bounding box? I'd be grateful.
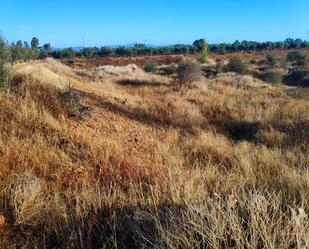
[0,0,308,47]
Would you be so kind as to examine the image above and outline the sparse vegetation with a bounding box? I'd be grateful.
[0,47,309,248]
[260,70,284,83]
[0,36,11,89]
[161,63,178,76]
[224,57,248,74]
[176,60,202,86]
[144,61,157,73]
[215,59,224,73]
[266,53,277,67]
[287,51,307,66]
[287,51,306,62]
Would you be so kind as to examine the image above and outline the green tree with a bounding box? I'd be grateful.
[115,46,133,56]
[81,47,95,59]
[11,43,25,61]
[232,40,241,51]
[31,37,39,49]
[193,38,206,52]
[23,41,30,48]
[39,43,52,59]
[0,36,11,89]
[61,48,76,59]
[43,43,51,51]
[99,46,114,57]
[16,40,23,47]
[198,41,209,64]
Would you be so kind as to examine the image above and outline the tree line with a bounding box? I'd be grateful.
[8,37,309,61]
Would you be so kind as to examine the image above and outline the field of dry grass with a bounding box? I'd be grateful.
[61,49,309,69]
[0,58,308,248]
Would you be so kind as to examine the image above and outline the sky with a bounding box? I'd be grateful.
[0,0,308,48]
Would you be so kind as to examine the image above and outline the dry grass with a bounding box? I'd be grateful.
[0,58,308,248]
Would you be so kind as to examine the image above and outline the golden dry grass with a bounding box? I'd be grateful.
[0,59,308,248]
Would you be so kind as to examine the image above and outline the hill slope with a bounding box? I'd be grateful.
[0,59,308,248]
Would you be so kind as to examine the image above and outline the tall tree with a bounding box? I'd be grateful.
[31,37,39,49]
[198,41,209,64]
[16,40,23,47]
[23,41,30,48]
[193,38,207,52]
[43,43,51,51]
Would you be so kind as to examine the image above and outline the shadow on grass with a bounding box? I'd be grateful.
[75,89,205,133]
[213,119,309,148]
[117,79,167,88]
[29,181,303,249]
[212,120,262,141]
[74,89,309,147]
[38,203,213,249]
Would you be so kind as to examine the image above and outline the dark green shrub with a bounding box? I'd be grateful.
[176,61,202,86]
[266,53,277,67]
[144,62,157,73]
[0,36,11,90]
[287,51,306,65]
[224,57,247,74]
[284,68,309,87]
[161,64,178,76]
[260,70,283,84]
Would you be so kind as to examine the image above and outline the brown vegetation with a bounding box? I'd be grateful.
[0,58,308,248]
[61,49,309,69]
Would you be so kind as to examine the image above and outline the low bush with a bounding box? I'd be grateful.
[260,70,284,84]
[144,62,157,73]
[284,68,309,87]
[161,63,178,76]
[59,90,86,117]
[176,61,202,86]
[2,172,50,227]
[215,59,225,73]
[224,57,247,74]
[287,51,307,66]
[266,53,277,67]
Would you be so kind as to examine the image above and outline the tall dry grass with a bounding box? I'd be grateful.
[0,59,308,248]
